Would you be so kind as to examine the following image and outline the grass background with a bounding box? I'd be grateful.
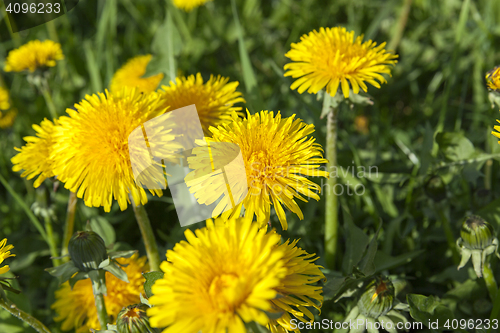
[1,0,500,331]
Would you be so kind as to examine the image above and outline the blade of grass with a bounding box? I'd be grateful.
[83,40,102,92]
[231,0,257,93]
[0,173,48,244]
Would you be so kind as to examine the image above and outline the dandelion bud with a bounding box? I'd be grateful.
[460,216,495,250]
[357,276,395,319]
[457,215,500,278]
[116,304,159,333]
[424,175,446,202]
[68,231,107,272]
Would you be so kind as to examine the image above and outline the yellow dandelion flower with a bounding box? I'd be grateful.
[0,109,17,129]
[50,88,173,212]
[52,254,148,332]
[486,66,500,91]
[0,238,15,275]
[172,0,211,12]
[148,217,287,333]
[268,239,324,333]
[187,110,328,230]
[284,27,398,98]
[110,55,164,94]
[4,39,64,73]
[0,87,10,110]
[158,73,245,136]
[11,118,58,188]
[492,120,500,144]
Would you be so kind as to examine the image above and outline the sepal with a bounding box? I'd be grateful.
[45,260,79,284]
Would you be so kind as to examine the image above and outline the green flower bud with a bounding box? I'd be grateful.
[117,304,160,333]
[424,175,446,202]
[357,276,395,319]
[460,215,495,250]
[68,231,107,272]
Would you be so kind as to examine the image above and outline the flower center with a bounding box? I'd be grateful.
[247,150,280,184]
[124,308,141,318]
[208,273,242,311]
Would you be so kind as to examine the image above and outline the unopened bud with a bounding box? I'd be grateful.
[358,276,395,319]
[117,304,159,333]
[460,215,495,250]
[68,231,107,272]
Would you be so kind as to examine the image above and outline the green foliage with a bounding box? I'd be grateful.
[0,0,500,332]
[143,272,164,299]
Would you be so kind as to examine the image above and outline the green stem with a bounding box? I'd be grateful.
[89,271,109,329]
[39,81,58,119]
[483,264,497,301]
[0,298,52,333]
[324,93,340,269]
[435,205,459,264]
[43,216,61,267]
[61,191,77,259]
[0,173,49,244]
[94,293,108,329]
[131,197,161,271]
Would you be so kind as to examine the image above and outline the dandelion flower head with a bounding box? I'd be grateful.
[110,54,164,94]
[486,66,500,91]
[268,239,324,333]
[4,39,64,72]
[158,73,245,136]
[284,27,398,98]
[50,88,174,212]
[148,217,287,333]
[187,110,328,230]
[11,118,58,188]
[0,238,15,275]
[172,0,211,12]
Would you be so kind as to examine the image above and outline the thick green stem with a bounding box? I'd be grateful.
[324,93,340,269]
[0,298,52,333]
[43,216,61,267]
[61,191,77,259]
[89,271,109,329]
[483,264,497,301]
[131,198,161,271]
[94,293,108,329]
